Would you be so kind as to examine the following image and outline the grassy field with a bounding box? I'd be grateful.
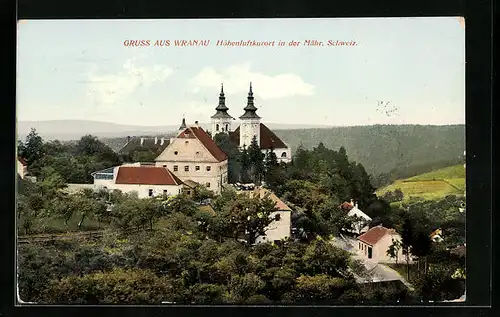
[376,165,465,201]
[24,211,103,236]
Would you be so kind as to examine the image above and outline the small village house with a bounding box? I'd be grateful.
[357,224,404,263]
[92,164,184,198]
[340,199,372,235]
[238,186,292,244]
[17,157,28,179]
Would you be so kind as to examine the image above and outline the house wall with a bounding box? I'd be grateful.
[356,233,404,263]
[155,137,228,194]
[17,161,27,178]
[256,210,291,243]
[261,147,292,164]
[106,183,183,198]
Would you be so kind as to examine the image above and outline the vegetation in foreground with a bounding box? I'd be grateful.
[17,129,465,304]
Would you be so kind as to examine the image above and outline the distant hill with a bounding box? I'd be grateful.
[376,164,466,201]
[17,120,332,141]
[271,124,465,177]
[18,120,465,178]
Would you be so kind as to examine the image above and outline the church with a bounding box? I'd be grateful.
[210,83,292,164]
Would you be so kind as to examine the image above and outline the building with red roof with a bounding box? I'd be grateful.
[91,163,184,198]
[356,224,404,263]
[155,121,229,194]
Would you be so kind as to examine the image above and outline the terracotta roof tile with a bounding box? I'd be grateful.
[186,126,228,162]
[230,123,288,150]
[358,226,393,245]
[115,166,182,185]
[18,157,28,166]
[340,201,354,211]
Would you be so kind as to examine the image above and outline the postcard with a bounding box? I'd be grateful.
[16,17,466,305]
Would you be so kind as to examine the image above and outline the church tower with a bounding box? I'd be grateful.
[210,83,234,137]
[239,82,261,148]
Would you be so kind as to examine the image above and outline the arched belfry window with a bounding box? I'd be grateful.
[225,124,229,131]
[281,152,287,158]
[216,124,219,131]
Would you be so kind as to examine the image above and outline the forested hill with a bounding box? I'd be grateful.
[272,124,465,178]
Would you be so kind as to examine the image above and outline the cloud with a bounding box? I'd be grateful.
[85,58,174,105]
[190,62,315,99]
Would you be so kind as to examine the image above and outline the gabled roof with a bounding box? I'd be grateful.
[18,157,28,166]
[358,225,396,246]
[229,123,288,150]
[240,187,292,211]
[115,166,183,185]
[178,126,228,162]
[119,137,170,154]
[340,201,354,211]
[347,206,372,221]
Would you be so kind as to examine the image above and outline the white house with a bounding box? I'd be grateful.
[17,157,28,179]
[91,164,184,198]
[212,83,292,163]
[341,200,372,235]
[238,186,292,244]
[155,123,229,194]
[356,225,404,263]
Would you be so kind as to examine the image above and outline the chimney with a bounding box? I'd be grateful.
[160,137,165,145]
[140,137,144,146]
[355,202,359,209]
[350,199,354,206]
[154,137,158,144]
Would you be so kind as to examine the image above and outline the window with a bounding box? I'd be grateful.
[225,124,229,131]
[184,165,189,172]
[368,246,373,259]
[173,165,178,171]
[206,166,211,171]
[274,214,281,221]
[185,141,189,145]
[216,124,219,131]
[359,242,361,249]
[148,189,154,197]
[281,152,287,158]
[187,190,191,195]
[195,166,200,171]
[174,151,178,155]
[206,182,211,188]
[162,165,167,168]
[196,151,200,155]
[163,190,168,195]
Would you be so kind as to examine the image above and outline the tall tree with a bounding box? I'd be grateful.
[247,136,265,184]
[401,216,414,280]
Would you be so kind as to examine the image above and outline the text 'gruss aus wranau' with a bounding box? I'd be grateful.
[123,39,358,47]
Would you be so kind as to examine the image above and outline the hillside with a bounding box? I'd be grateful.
[272,124,465,177]
[376,164,466,201]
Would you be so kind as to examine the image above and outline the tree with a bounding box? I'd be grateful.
[247,136,265,184]
[411,230,432,274]
[193,185,215,203]
[386,238,402,264]
[19,128,46,176]
[214,132,241,183]
[401,217,414,280]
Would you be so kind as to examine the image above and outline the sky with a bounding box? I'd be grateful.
[17,17,465,127]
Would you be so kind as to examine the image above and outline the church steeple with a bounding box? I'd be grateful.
[210,83,234,137]
[178,117,187,130]
[211,83,232,118]
[239,82,261,119]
